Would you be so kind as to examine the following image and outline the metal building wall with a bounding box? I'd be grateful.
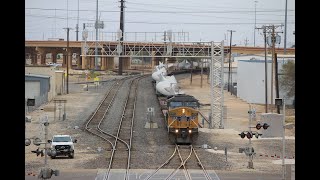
[237,60,294,105]
[25,76,50,111]
[237,60,274,104]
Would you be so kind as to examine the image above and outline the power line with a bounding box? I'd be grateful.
[25,12,294,22]
[25,14,295,25]
[126,1,294,12]
[25,7,294,13]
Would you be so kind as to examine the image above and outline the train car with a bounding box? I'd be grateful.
[163,94,200,144]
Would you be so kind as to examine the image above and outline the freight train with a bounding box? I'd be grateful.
[152,62,201,144]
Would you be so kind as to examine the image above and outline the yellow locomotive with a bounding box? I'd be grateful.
[164,95,200,144]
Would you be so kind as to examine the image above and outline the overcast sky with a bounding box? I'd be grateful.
[25,0,295,47]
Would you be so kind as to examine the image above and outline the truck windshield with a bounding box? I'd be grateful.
[53,136,71,142]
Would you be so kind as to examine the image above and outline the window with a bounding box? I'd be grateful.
[169,102,183,108]
[53,136,71,142]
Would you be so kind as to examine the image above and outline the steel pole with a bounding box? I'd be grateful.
[248,104,253,169]
[284,0,288,54]
[66,28,69,94]
[95,0,98,70]
[44,117,48,167]
[282,99,286,180]
[254,1,258,47]
[264,26,268,113]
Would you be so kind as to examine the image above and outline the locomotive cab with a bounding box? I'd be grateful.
[166,95,200,144]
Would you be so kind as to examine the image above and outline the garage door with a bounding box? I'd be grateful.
[25,81,40,99]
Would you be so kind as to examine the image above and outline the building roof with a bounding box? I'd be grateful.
[25,73,51,78]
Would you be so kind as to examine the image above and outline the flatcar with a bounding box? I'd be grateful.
[164,94,200,144]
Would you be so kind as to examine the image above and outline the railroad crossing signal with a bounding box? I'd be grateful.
[238,131,263,139]
[255,123,269,130]
[239,132,246,138]
[31,148,44,157]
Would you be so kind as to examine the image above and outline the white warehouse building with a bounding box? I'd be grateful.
[237,59,294,105]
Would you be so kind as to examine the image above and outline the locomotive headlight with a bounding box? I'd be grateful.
[175,129,179,133]
[182,108,185,114]
[188,130,192,133]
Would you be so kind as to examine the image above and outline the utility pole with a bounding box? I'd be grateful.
[201,59,203,88]
[227,30,235,93]
[63,27,71,94]
[270,25,283,112]
[256,26,268,113]
[67,0,69,29]
[256,24,283,113]
[263,27,268,113]
[118,0,125,75]
[254,1,258,47]
[95,0,99,70]
[275,53,280,114]
[271,25,275,112]
[284,0,288,54]
[76,0,79,41]
[244,37,249,47]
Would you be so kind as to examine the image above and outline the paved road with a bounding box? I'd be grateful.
[25,169,285,180]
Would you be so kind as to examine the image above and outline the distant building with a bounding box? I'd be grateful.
[25,66,65,112]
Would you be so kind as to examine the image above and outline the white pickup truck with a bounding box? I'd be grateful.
[48,135,77,159]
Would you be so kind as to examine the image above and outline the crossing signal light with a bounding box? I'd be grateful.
[31,148,44,157]
[246,132,253,139]
[263,123,269,130]
[239,132,246,139]
[256,123,262,130]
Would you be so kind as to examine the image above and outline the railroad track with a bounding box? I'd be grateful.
[145,144,214,180]
[85,75,147,180]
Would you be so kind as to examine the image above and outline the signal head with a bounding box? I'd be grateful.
[239,132,245,139]
[263,123,269,130]
[256,123,262,130]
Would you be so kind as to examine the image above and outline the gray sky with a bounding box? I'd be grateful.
[25,0,295,47]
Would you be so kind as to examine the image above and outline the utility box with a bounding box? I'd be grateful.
[259,113,283,138]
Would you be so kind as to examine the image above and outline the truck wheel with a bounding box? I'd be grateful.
[68,151,74,159]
